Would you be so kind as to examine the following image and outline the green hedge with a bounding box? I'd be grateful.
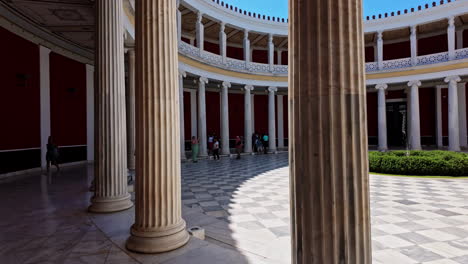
[369,151,468,176]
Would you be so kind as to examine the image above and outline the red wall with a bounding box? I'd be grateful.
[228,93,244,139]
[227,46,243,60]
[419,88,436,137]
[50,53,87,146]
[254,94,268,134]
[365,46,375,63]
[387,90,406,100]
[0,27,40,150]
[281,51,288,65]
[206,91,220,138]
[442,88,448,137]
[418,34,448,56]
[383,41,410,60]
[463,30,468,48]
[252,50,268,64]
[366,92,378,137]
[204,41,219,55]
[181,37,190,44]
[183,91,191,139]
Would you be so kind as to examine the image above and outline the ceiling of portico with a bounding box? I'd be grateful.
[1,0,95,51]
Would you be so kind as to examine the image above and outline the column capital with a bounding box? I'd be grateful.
[268,33,274,43]
[448,16,455,27]
[244,85,254,91]
[377,31,383,40]
[221,81,231,88]
[197,12,203,23]
[220,22,225,32]
[39,45,51,55]
[178,69,186,78]
[445,75,461,84]
[410,25,417,35]
[268,86,278,93]
[199,76,208,84]
[375,83,388,90]
[244,29,249,39]
[407,80,421,87]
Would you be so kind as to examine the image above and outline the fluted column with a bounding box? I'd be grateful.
[408,80,422,150]
[244,85,254,153]
[196,12,204,52]
[176,0,181,43]
[377,31,384,70]
[179,70,187,160]
[126,49,136,171]
[268,34,274,71]
[289,0,371,262]
[376,84,388,151]
[198,77,209,156]
[458,83,467,148]
[90,0,132,213]
[448,16,456,60]
[277,94,285,149]
[126,0,189,253]
[436,86,444,148]
[190,90,198,138]
[268,86,277,153]
[219,22,227,63]
[445,75,461,151]
[220,81,231,155]
[410,25,418,66]
[243,29,250,63]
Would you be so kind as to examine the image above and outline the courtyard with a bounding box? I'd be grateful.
[1,153,468,263]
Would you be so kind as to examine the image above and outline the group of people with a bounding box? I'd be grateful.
[190,132,270,162]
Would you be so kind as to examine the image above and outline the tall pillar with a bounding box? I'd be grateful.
[86,65,95,161]
[90,0,132,213]
[457,29,464,50]
[126,0,189,253]
[377,31,384,70]
[196,12,204,52]
[289,0,372,262]
[251,94,255,132]
[179,70,187,160]
[436,86,444,148]
[176,0,181,43]
[410,25,418,66]
[408,80,422,150]
[376,84,388,151]
[219,22,227,62]
[458,83,467,148]
[220,81,231,155]
[198,77,209,156]
[445,75,461,151]
[243,29,250,63]
[39,46,51,170]
[448,16,456,60]
[244,85,254,153]
[268,86,277,153]
[268,34,274,71]
[190,90,198,138]
[277,94,285,149]
[126,49,136,171]
[277,50,283,65]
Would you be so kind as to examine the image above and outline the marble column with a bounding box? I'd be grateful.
[220,81,231,155]
[196,12,204,52]
[126,49,136,171]
[86,65,95,161]
[457,29,464,50]
[408,80,422,150]
[243,29,250,63]
[219,22,227,63]
[39,46,51,170]
[179,70,187,160]
[176,0,181,43]
[90,0,133,213]
[277,50,283,65]
[277,94,285,149]
[289,0,372,262]
[458,83,467,148]
[410,25,418,66]
[448,16,456,60]
[376,84,388,151]
[377,31,383,70]
[126,0,189,253]
[244,85,254,153]
[268,86,277,153]
[198,77,209,156]
[190,90,198,137]
[268,34,274,71]
[445,75,461,151]
[251,94,255,132]
[436,86,444,148]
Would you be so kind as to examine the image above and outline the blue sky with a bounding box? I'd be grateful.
[220,0,438,18]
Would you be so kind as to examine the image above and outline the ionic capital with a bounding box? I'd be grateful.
[268,86,278,93]
[410,25,417,36]
[448,16,455,27]
[244,29,249,40]
[375,83,388,90]
[178,69,186,78]
[377,31,383,40]
[197,12,203,23]
[244,85,254,91]
[445,75,461,84]
[268,34,274,43]
[220,22,225,32]
[222,81,231,89]
[199,76,208,84]
[407,80,421,88]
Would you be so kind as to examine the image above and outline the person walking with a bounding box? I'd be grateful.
[208,133,214,155]
[46,136,60,172]
[212,138,220,160]
[263,133,269,154]
[191,136,199,163]
[235,136,243,159]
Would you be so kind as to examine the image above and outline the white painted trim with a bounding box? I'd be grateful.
[86,65,95,161]
[40,46,51,170]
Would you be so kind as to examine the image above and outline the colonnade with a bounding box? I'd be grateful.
[375,78,468,151]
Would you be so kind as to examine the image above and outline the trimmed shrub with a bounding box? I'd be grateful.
[369,151,468,176]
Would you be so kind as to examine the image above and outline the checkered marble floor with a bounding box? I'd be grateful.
[181,153,468,264]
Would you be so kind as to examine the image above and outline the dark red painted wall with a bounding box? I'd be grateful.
[367,92,378,137]
[181,37,190,44]
[383,41,411,60]
[442,88,448,137]
[463,30,468,48]
[204,41,219,55]
[49,52,86,147]
[419,88,435,137]
[281,51,288,65]
[252,50,268,64]
[228,93,244,139]
[365,46,374,62]
[254,94,268,134]
[418,34,448,56]
[0,27,40,150]
[227,46,243,60]
[183,91,191,139]
[206,91,220,138]
[387,90,406,99]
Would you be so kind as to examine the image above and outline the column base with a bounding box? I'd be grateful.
[126,220,190,253]
[89,194,133,213]
[378,147,388,152]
